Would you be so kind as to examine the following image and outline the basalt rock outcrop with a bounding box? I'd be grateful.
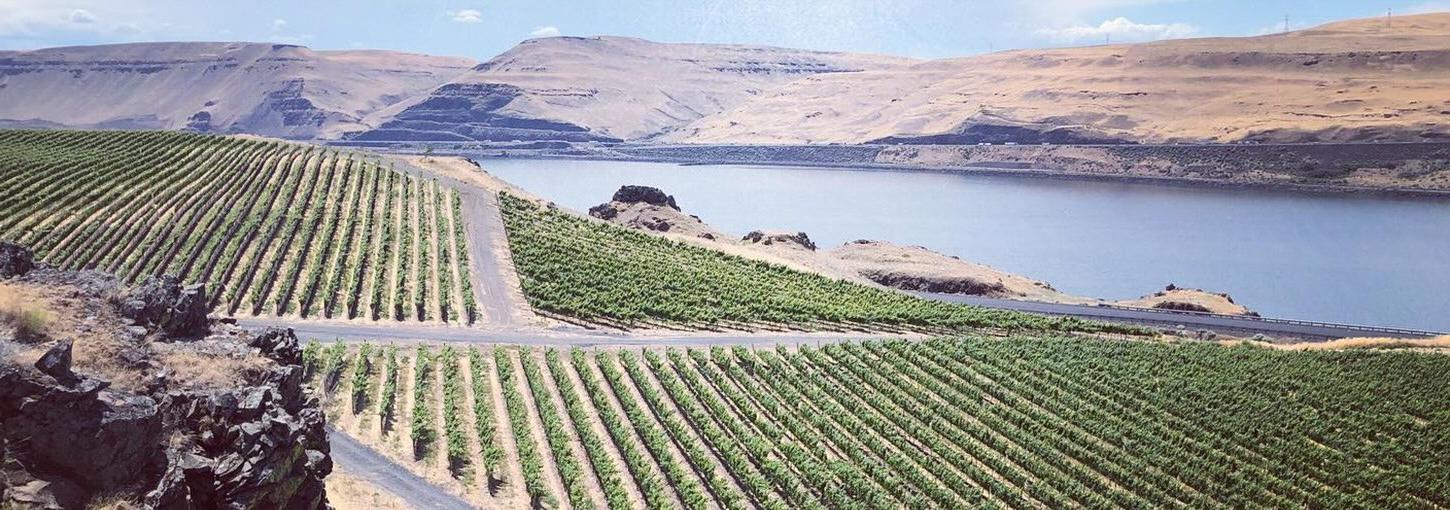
[144,329,330,509]
[742,230,817,251]
[0,240,34,278]
[119,275,211,338]
[611,185,679,210]
[1,327,330,510]
[0,261,331,509]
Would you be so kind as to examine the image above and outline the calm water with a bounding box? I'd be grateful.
[480,158,1450,331]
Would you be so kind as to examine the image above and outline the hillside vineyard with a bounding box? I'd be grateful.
[0,130,477,323]
[308,337,1450,509]
[499,192,1138,335]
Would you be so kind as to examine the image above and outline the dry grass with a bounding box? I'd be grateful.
[0,284,52,342]
[328,466,413,510]
[153,350,274,391]
[85,494,142,510]
[1268,335,1450,351]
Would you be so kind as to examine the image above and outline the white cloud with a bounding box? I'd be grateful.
[0,2,109,36]
[1017,0,1181,24]
[271,18,287,31]
[67,9,96,24]
[449,9,483,23]
[1036,16,1198,43]
[529,25,560,37]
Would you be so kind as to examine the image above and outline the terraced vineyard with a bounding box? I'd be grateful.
[0,130,477,323]
[313,337,1450,509]
[499,193,1139,335]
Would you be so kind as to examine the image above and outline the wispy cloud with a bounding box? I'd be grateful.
[268,17,312,45]
[1401,2,1450,14]
[1,3,107,36]
[529,25,560,37]
[68,9,97,24]
[449,9,483,23]
[1036,17,1198,43]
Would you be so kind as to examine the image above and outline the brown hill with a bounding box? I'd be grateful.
[352,36,913,142]
[669,13,1450,144]
[0,42,474,139]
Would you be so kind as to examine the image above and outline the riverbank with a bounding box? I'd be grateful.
[330,140,1450,197]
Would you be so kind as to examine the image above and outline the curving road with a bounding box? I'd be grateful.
[328,426,474,510]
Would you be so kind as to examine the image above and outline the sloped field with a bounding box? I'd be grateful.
[499,192,1137,335]
[311,337,1450,509]
[0,130,477,323]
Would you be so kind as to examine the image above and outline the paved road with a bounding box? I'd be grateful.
[919,293,1441,339]
[328,426,475,510]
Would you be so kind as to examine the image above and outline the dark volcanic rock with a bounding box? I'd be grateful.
[0,240,35,278]
[248,327,302,366]
[1,327,330,509]
[742,230,817,251]
[1151,301,1215,313]
[611,185,679,210]
[0,363,161,498]
[587,203,619,220]
[33,341,75,382]
[120,275,211,338]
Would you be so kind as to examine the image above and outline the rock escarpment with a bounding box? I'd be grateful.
[0,328,330,509]
[589,185,721,240]
[119,275,211,338]
[0,248,331,509]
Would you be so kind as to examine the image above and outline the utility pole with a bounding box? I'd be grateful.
[1387,8,1393,28]
[1283,14,1290,34]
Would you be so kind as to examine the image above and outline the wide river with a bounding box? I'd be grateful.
[479,158,1450,332]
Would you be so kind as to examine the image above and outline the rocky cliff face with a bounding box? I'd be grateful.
[0,42,474,139]
[353,36,913,142]
[0,249,331,509]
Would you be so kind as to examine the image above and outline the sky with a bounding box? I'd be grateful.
[1,0,1448,60]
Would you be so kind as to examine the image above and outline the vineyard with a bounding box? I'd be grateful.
[0,130,477,323]
[312,337,1450,509]
[498,193,1138,335]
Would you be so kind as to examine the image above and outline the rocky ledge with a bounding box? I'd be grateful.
[0,243,330,509]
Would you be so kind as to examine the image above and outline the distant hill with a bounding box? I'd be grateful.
[668,13,1450,144]
[0,42,475,139]
[351,36,913,143]
[4,13,1449,144]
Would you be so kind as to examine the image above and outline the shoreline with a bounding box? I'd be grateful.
[480,152,1450,199]
[329,141,1450,198]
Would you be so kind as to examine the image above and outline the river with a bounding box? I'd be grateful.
[479,158,1450,332]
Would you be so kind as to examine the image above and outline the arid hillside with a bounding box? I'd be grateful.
[352,36,914,142]
[0,42,475,139]
[669,13,1450,144]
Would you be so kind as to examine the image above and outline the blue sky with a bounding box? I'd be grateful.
[2,0,1447,59]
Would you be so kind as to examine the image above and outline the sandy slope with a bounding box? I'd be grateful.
[583,187,1256,316]
[669,13,1450,144]
[0,42,475,139]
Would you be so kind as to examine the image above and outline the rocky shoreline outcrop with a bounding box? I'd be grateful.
[0,242,331,509]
